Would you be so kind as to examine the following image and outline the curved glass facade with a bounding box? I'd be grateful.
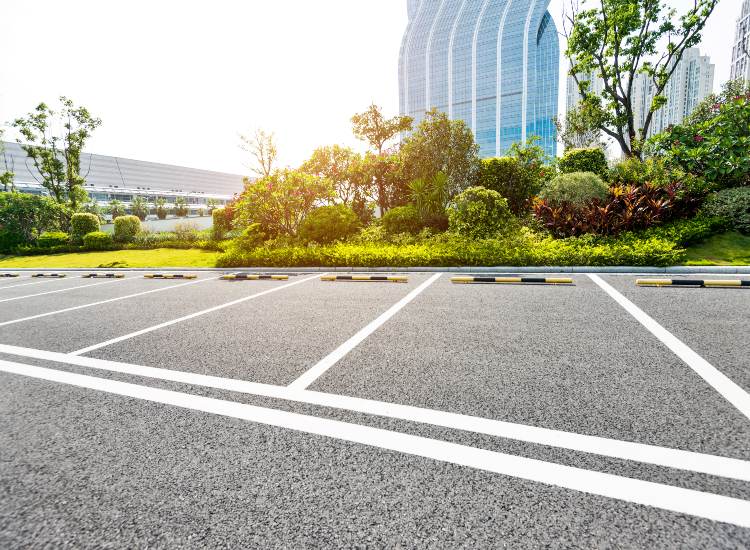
[399,0,559,158]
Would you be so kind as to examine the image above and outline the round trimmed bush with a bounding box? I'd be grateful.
[703,188,750,234]
[37,231,69,248]
[83,231,114,250]
[448,186,514,239]
[558,148,608,179]
[539,172,609,207]
[381,204,423,235]
[299,204,361,244]
[113,215,141,243]
[478,157,544,215]
[70,213,100,244]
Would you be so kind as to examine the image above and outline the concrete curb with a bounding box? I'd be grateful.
[2,266,750,274]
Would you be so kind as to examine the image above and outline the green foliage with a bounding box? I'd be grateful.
[448,187,514,239]
[409,172,448,218]
[12,97,101,208]
[0,192,65,251]
[131,195,148,221]
[70,212,100,244]
[212,207,233,239]
[83,231,114,250]
[0,131,14,192]
[37,231,69,248]
[154,197,167,220]
[107,199,126,220]
[534,182,706,237]
[113,215,141,243]
[234,169,333,236]
[566,0,719,158]
[301,145,362,205]
[234,223,266,249]
[351,104,413,155]
[477,157,542,216]
[687,79,749,125]
[298,204,361,244]
[651,93,750,188]
[400,108,481,197]
[539,172,609,207]
[174,222,200,242]
[554,101,604,151]
[381,205,423,235]
[702,188,750,235]
[174,196,188,217]
[558,148,608,179]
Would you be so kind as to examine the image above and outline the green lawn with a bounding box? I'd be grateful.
[0,248,220,268]
[685,232,750,266]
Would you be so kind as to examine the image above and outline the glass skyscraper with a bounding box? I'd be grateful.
[399,0,559,158]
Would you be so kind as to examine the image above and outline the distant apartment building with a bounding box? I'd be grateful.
[1,141,243,215]
[565,47,714,142]
[731,0,750,83]
[399,0,560,159]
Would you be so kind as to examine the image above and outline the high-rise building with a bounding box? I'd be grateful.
[731,0,750,83]
[399,0,559,159]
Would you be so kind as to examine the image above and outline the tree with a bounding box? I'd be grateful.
[131,195,148,221]
[0,130,15,192]
[301,145,362,205]
[564,0,719,159]
[400,108,480,197]
[351,152,410,215]
[154,196,168,220]
[107,199,126,220]
[12,97,102,208]
[207,198,219,213]
[351,103,413,156]
[240,129,277,178]
[234,169,333,236]
[174,196,188,217]
[554,101,605,151]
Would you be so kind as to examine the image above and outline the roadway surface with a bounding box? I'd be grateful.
[0,270,748,548]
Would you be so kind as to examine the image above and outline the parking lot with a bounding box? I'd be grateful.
[1,270,749,547]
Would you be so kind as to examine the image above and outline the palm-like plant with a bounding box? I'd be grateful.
[131,195,148,221]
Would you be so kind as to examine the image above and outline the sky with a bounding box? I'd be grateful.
[0,0,743,175]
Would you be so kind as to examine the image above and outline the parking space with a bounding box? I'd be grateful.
[602,274,750,393]
[1,270,750,544]
[85,274,435,385]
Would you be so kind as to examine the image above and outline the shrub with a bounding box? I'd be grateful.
[156,207,168,220]
[703,188,750,234]
[37,231,69,248]
[212,207,233,240]
[477,157,543,216]
[534,182,706,238]
[83,231,114,250]
[234,223,267,250]
[113,215,141,243]
[299,204,361,244]
[0,193,66,251]
[651,92,750,188]
[558,148,608,179]
[174,222,200,243]
[381,205,423,235]
[448,186,514,239]
[539,172,609,207]
[70,212,100,244]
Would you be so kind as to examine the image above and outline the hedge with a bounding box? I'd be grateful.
[113,215,141,242]
[558,148,609,179]
[71,213,100,244]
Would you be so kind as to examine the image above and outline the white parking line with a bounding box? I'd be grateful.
[0,278,70,292]
[589,274,750,423]
[0,278,125,304]
[288,273,442,390]
[0,359,748,528]
[1,343,747,482]
[0,277,217,328]
[69,273,323,355]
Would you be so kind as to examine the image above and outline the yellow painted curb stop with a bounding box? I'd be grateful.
[321,275,408,283]
[451,276,573,285]
[144,274,197,280]
[637,279,749,288]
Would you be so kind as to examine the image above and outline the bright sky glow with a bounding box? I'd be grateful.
[0,0,741,174]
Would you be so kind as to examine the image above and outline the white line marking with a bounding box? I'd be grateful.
[1,360,748,528]
[589,274,750,422]
[70,273,323,355]
[0,277,217,328]
[288,273,443,390]
[2,342,747,483]
[0,278,70,292]
[0,278,125,304]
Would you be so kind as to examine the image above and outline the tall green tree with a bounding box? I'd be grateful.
[12,97,101,208]
[564,0,719,159]
[131,195,148,220]
[301,145,362,205]
[400,108,480,197]
[0,130,14,192]
[351,104,412,156]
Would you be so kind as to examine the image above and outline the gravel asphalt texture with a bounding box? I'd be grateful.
[1,270,749,548]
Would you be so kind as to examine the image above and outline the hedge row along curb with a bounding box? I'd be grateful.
[82,273,125,279]
[637,279,750,288]
[221,274,289,281]
[321,275,408,283]
[144,274,197,280]
[451,276,574,285]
